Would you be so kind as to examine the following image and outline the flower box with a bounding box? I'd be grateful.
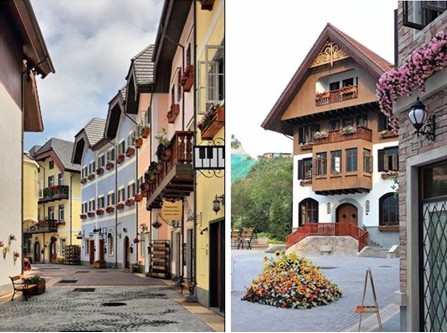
[181,65,194,92]
[88,173,95,181]
[141,127,150,138]
[106,161,114,170]
[200,0,215,10]
[23,280,46,296]
[167,104,180,123]
[126,147,135,157]
[381,171,398,179]
[380,130,398,138]
[134,193,143,202]
[96,208,105,215]
[200,106,225,140]
[106,206,114,213]
[80,177,87,184]
[300,179,312,186]
[80,213,87,220]
[116,202,125,210]
[96,167,104,176]
[87,211,95,217]
[116,154,125,164]
[135,137,143,149]
[126,198,135,206]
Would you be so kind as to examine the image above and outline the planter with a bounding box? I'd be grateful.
[80,177,87,184]
[167,104,180,123]
[96,167,104,176]
[24,281,46,296]
[201,106,225,140]
[134,193,143,202]
[93,261,106,269]
[88,173,95,181]
[181,65,194,92]
[126,198,135,206]
[106,206,114,213]
[96,209,104,216]
[116,202,125,210]
[80,214,87,220]
[135,137,143,149]
[116,154,125,164]
[87,211,95,218]
[106,162,114,170]
[141,127,150,138]
[126,147,135,157]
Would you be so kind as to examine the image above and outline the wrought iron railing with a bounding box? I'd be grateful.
[285,222,368,252]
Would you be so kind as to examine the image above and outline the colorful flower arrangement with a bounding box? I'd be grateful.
[242,251,342,309]
[133,237,140,244]
[197,104,218,131]
[376,30,447,131]
[13,251,20,263]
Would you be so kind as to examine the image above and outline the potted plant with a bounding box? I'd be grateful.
[116,153,125,164]
[134,193,143,202]
[87,173,95,181]
[106,205,114,213]
[106,161,114,170]
[126,198,135,206]
[93,259,106,269]
[96,208,105,215]
[134,137,143,149]
[116,202,125,210]
[141,125,150,139]
[125,146,135,157]
[181,64,194,91]
[155,129,171,161]
[80,213,87,220]
[340,126,357,135]
[23,275,46,295]
[96,167,104,176]
[167,104,179,123]
[80,177,87,184]
[87,211,95,218]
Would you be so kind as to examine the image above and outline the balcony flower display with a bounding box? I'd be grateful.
[242,251,342,309]
[80,177,87,184]
[140,125,150,139]
[87,173,95,181]
[340,126,356,135]
[167,104,180,123]
[87,211,95,218]
[134,137,143,149]
[377,30,447,132]
[96,167,104,176]
[126,198,135,206]
[116,153,125,164]
[96,208,105,215]
[313,131,328,140]
[125,146,135,157]
[106,161,114,170]
[116,202,125,210]
[155,128,171,148]
[106,205,114,213]
[80,213,87,220]
[197,104,225,140]
[181,64,194,91]
[134,193,143,202]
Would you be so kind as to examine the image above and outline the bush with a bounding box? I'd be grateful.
[23,275,45,284]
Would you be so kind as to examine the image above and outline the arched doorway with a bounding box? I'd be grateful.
[123,236,130,269]
[336,203,358,225]
[34,242,41,262]
[49,237,57,263]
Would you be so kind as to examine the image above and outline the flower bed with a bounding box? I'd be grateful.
[242,251,342,309]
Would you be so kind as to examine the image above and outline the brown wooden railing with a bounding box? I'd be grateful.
[313,126,372,146]
[315,86,358,106]
[24,219,59,234]
[285,222,368,252]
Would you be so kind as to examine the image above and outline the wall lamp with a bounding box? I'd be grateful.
[152,221,162,229]
[408,97,435,141]
[212,194,225,214]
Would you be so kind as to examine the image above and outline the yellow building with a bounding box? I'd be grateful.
[23,152,40,260]
[28,138,81,263]
[195,0,225,314]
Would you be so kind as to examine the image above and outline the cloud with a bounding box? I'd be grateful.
[26,0,163,149]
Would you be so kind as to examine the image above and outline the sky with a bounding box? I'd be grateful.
[26,0,398,158]
[25,0,164,152]
[226,0,397,158]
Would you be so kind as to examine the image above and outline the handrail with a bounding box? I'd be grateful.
[285,222,368,252]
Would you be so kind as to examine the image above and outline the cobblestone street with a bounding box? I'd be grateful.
[0,264,223,332]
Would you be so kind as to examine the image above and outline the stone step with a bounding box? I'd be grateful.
[357,246,389,258]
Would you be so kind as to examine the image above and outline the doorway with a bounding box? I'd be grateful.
[34,242,41,262]
[49,238,57,263]
[336,203,358,225]
[209,218,225,313]
[89,240,95,264]
[124,236,130,269]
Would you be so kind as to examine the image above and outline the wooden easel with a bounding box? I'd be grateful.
[355,267,382,331]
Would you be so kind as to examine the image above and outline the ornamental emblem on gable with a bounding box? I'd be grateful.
[311,40,349,68]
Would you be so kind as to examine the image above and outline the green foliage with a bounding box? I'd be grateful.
[231,134,241,149]
[23,275,45,283]
[232,156,293,241]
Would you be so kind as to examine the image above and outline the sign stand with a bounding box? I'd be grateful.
[355,267,382,331]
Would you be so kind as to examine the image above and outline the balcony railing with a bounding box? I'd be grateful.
[315,86,358,106]
[24,219,60,234]
[285,222,368,252]
[146,131,194,210]
[313,126,372,146]
[39,185,69,203]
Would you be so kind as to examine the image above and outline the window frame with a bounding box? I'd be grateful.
[346,148,358,172]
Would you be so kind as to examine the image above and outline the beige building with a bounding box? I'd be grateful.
[23,152,40,260]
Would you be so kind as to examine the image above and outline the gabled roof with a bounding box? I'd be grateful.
[262,23,393,135]
[72,118,106,164]
[129,44,154,87]
[33,138,80,172]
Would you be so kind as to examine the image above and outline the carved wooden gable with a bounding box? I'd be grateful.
[310,40,350,68]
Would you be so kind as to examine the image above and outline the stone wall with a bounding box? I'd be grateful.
[285,236,358,256]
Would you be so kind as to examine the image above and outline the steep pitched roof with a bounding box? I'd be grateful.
[34,138,80,172]
[262,23,393,135]
[131,44,154,87]
[83,118,106,147]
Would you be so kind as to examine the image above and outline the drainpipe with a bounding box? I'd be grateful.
[192,0,197,291]
[21,66,26,274]
[70,172,74,245]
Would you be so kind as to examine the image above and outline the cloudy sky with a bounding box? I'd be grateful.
[25,0,163,151]
[227,0,397,157]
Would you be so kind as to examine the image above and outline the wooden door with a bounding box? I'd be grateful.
[34,242,41,262]
[209,219,225,313]
[99,238,105,261]
[337,203,358,225]
[89,240,95,264]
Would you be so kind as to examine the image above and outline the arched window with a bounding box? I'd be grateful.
[379,193,399,227]
[299,198,319,226]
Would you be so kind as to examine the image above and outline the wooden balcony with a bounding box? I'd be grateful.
[312,171,372,195]
[24,219,60,234]
[146,131,194,210]
[285,222,368,252]
[312,126,372,146]
[38,185,69,204]
[315,86,358,106]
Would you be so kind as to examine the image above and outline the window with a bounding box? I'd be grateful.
[378,113,393,132]
[329,81,340,91]
[378,146,399,171]
[315,152,327,176]
[118,141,125,155]
[98,196,105,209]
[186,43,192,66]
[127,132,136,147]
[331,150,342,174]
[298,158,313,180]
[342,78,354,87]
[118,188,125,202]
[403,1,447,30]
[89,199,96,212]
[299,198,319,226]
[58,173,64,186]
[363,149,373,173]
[108,234,114,256]
[107,193,115,206]
[48,206,54,220]
[58,204,64,221]
[88,161,96,175]
[379,193,399,227]
[82,166,88,178]
[330,119,340,131]
[342,117,353,128]
[356,115,368,128]
[60,239,66,257]
[82,202,88,214]
[48,175,55,187]
[346,148,358,172]
[38,208,41,221]
[299,124,320,144]
[127,183,135,199]
[49,161,54,169]
[98,155,105,168]
[107,149,115,161]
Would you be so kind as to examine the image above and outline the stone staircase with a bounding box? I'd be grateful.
[357,239,391,258]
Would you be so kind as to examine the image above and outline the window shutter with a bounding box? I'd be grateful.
[392,154,398,171]
[378,149,385,171]
[298,160,303,180]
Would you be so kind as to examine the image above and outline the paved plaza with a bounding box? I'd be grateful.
[231,250,401,332]
[0,264,224,332]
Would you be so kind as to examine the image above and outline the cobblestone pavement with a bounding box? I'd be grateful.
[0,264,224,332]
[231,250,400,332]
